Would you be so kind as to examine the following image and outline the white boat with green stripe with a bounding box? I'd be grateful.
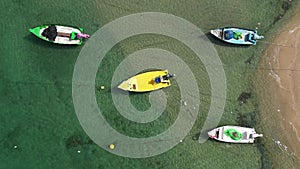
[208,126,263,143]
[29,24,90,45]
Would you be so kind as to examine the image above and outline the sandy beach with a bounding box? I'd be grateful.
[260,6,300,159]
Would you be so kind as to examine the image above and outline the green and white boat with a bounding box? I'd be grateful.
[208,126,263,143]
[29,24,90,45]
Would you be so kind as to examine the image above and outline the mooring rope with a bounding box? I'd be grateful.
[257,40,296,48]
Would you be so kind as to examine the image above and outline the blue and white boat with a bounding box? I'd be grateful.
[210,27,264,45]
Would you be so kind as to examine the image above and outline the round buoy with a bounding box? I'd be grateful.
[13,145,17,149]
[77,150,81,153]
[100,86,105,90]
[180,140,183,143]
[109,144,115,150]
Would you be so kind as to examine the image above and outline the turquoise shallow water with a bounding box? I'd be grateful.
[1,0,300,168]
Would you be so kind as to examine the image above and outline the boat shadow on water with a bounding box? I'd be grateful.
[24,34,79,50]
[110,85,127,95]
[192,130,214,141]
[201,32,250,48]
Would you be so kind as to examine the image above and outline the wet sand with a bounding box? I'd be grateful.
[260,6,300,159]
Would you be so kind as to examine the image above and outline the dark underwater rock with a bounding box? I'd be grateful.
[238,92,251,103]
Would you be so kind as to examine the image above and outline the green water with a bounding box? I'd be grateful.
[1,0,300,168]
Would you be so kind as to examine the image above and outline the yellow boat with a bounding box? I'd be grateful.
[118,70,174,92]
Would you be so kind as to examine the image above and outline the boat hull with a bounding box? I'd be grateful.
[29,24,84,45]
[210,27,263,45]
[208,126,263,143]
[118,70,171,92]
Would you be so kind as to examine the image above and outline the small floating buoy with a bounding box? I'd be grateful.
[100,86,105,90]
[180,140,183,143]
[109,144,115,150]
[13,145,17,149]
[77,150,81,153]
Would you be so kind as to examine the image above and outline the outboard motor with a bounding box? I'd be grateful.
[253,133,263,138]
[162,73,175,80]
[76,33,90,39]
[254,34,264,40]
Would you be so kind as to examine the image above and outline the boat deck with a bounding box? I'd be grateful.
[211,27,258,45]
[118,70,171,92]
[39,25,82,45]
[208,126,262,143]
